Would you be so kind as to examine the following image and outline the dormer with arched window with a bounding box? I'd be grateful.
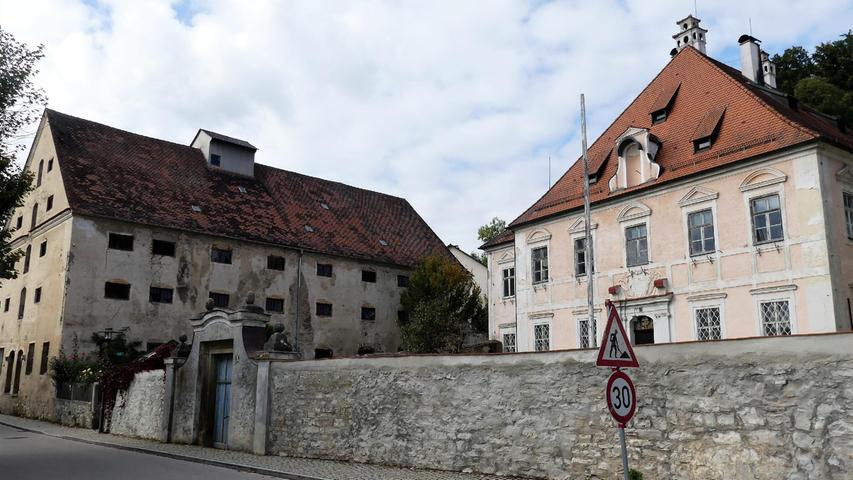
[608,127,662,192]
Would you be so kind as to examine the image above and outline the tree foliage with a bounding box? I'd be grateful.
[772,31,853,125]
[0,27,46,282]
[477,217,506,244]
[399,254,487,353]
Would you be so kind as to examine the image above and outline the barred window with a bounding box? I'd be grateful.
[625,224,648,266]
[760,300,791,336]
[531,247,548,284]
[534,324,550,352]
[211,247,232,264]
[578,318,596,348]
[208,292,229,308]
[502,333,516,353]
[751,195,783,244]
[844,192,853,240]
[695,307,721,340]
[502,267,515,297]
[688,209,716,255]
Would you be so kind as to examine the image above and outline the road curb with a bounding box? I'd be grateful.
[0,420,327,480]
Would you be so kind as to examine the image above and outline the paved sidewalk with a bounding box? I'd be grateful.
[0,415,523,480]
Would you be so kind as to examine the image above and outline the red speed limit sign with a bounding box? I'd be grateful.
[605,370,637,426]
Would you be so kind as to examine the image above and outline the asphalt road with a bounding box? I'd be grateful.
[0,423,278,480]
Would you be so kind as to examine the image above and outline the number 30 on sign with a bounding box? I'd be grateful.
[606,370,637,426]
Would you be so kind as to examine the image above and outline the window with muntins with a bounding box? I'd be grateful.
[626,224,649,266]
[108,233,134,251]
[531,247,548,284]
[208,292,230,308]
[574,237,591,276]
[760,300,791,336]
[534,324,550,352]
[152,239,176,256]
[316,302,333,317]
[265,298,284,313]
[105,282,131,300]
[361,307,376,320]
[688,209,716,255]
[267,255,285,270]
[844,192,853,240]
[149,287,174,304]
[578,318,596,349]
[317,263,333,277]
[695,307,721,340]
[40,342,50,375]
[211,247,232,264]
[751,195,784,244]
[502,333,516,352]
[502,267,515,297]
[362,270,377,283]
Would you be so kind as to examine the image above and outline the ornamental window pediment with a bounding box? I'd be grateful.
[608,127,662,192]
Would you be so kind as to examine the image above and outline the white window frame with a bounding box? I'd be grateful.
[532,321,551,352]
[576,316,597,349]
[531,246,549,285]
[688,293,727,341]
[749,193,785,245]
[624,222,650,267]
[692,305,723,341]
[686,208,717,257]
[501,331,517,353]
[751,285,797,336]
[502,267,516,298]
[741,177,787,249]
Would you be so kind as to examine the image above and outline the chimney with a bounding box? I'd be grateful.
[760,50,777,88]
[672,15,707,54]
[738,35,762,83]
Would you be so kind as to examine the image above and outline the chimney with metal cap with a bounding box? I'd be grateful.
[738,34,762,83]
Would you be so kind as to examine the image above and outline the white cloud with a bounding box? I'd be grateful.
[2,0,851,252]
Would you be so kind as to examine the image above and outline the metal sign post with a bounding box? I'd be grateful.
[618,426,630,480]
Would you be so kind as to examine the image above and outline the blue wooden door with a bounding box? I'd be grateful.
[212,354,232,448]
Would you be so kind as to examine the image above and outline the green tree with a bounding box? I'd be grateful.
[794,77,853,125]
[477,217,506,244]
[91,331,142,365]
[812,31,853,92]
[399,254,487,353]
[771,46,813,95]
[0,27,45,282]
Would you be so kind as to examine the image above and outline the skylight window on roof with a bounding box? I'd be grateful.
[304,225,314,232]
[320,202,330,210]
[238,186,247,193]
[191,205,202,212]
[379,239,388,246]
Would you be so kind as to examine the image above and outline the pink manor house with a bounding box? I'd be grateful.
[482,17,853,353]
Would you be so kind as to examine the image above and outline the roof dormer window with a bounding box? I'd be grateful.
[608,127,661,192]
[691,106,726,153]
[649,82,680,125]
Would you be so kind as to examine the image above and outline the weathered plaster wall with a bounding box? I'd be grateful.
[819,146,853,330]
[266,333,853,480]
[110,370,165,440]
[53,398,93,428]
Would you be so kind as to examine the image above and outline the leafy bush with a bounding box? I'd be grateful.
[48,351,100,385]
[629,468,644,480]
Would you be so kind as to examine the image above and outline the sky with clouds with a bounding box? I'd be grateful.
[2,0,852,252]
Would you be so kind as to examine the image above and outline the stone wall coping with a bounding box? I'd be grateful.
[255,351,302,362]
[271,332,853,371]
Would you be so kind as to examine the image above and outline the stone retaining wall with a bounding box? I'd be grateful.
[266,333,853,480]
[110,370,165,440]
[53,398,93,428]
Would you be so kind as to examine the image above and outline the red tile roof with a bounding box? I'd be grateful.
[509,47,853,229]
[46,109,448,268]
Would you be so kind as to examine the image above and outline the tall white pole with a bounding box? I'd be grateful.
[580,94,596,346]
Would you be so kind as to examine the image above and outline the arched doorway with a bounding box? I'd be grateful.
[631,316,655,345]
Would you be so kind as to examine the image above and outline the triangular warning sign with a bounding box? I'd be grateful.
[596,300,639,368]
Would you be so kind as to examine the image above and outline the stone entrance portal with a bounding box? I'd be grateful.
[612,293,673,345]
[631,315,655,345]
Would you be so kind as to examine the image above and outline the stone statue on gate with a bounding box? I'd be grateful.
[264,323,293,352]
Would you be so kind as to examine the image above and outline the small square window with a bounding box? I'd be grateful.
[211,247,232,264]
[39,241,47,257]
[265,298,284,313]
[46,195,54,211]
[267,255,285,271]
[108,233,134,251]
[210,153,221,166]
[149,287,174,304]
[316,302,333,317]
[105,282,131,300]
[208,292,229,308]
[362,270,377,283]
[152,239,176,256]
[34,287,42,304]
[397,275,409,287]
[361,307,376,320]
[317,263,333,277]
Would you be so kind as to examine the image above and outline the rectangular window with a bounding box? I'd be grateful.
[397,275,409,288]
[844,192,853,240]
[361,307,376,320]
[25,343,35,375]
[502,333,517,353]
[15,216,22,230]
[149,287,174,304]
[534,324,550,352]
[265,298,284,313]
[108,233,134,251]
[46,195,54,211]
[688,209,716,256]
[751,194,784,244]
[39,241,47,257]
[104,282,131,300]
[39,342,49,375]
[574,237,592,276]
[211,247,232,264]
[502,267,515,297]
[316,302,333,317]
[210,153,221,166]
[578,318,596,349]
[3,298,8,312]
[317,263,333,277]
[362,270,377,283]
[695,307,722,340]
[267,255,285,270]
[208,292,230,308]
[626,224,649,266]
[760,300,791,336]
[34,287,42,304]
[531,246,549,284]
[47,158,53,172]
[152,239,176,257]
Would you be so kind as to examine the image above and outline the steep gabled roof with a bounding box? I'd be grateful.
[46,109,448,267]
[510,47,853,228]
